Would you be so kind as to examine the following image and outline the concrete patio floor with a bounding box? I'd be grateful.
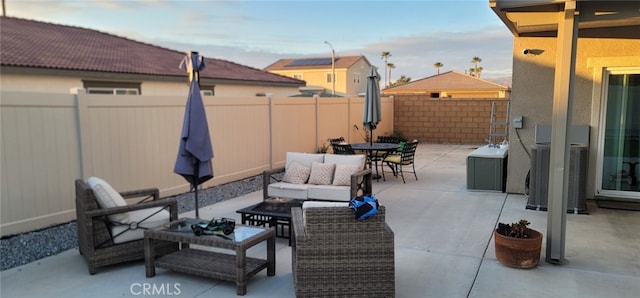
[2,144,639,297]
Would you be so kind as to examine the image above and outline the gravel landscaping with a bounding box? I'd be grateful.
[0,175,263,271]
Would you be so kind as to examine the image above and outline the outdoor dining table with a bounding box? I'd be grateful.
[351,142,399,181]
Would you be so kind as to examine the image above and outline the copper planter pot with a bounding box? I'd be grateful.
[494,229,542,269]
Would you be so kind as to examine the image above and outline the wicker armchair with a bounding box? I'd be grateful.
[75,179,179,274]
[292,205,395,297]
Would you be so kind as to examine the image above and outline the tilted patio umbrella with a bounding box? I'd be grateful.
[174,51,213,218]
[363,66,382,145]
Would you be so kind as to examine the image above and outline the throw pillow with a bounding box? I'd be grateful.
[282,161,311,184]
[332,164,362,186]
[86,176,129,223]
[308,161,336,185]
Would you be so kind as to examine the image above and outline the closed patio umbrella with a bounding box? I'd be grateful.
[363,66,381,145]
[174,51,213,218]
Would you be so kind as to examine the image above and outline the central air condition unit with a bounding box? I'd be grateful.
[528,144,589,214]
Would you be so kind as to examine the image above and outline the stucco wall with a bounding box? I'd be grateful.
[1,73,301,97]
[345,59,372,97]
[506,36,640,196]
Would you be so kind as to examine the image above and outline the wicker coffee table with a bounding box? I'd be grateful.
[236,198,303,246]
[144,218,275,295]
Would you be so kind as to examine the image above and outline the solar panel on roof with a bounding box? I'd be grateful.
[286,58,333,67]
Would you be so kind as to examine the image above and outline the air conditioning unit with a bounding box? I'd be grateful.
[528,144,588,214]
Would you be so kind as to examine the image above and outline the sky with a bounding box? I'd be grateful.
[6,0,515,84]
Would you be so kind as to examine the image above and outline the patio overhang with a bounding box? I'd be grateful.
[489,0,639,266]
[489,0,640,38]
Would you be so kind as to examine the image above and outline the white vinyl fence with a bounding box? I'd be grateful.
[0,91,393,236]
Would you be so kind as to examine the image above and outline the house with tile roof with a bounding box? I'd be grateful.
[381,71,510,99]
[264,55,375,97]
[0,17,304,97]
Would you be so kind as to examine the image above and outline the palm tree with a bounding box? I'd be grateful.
[471,56,482,78]
[389,75,411,87]
[434,62,444,75]
[381,51,391,87]
[476,66,484,78]
[387,63,395,86]
[468,68,476,77]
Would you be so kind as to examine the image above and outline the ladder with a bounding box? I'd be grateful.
[488,101,510,145]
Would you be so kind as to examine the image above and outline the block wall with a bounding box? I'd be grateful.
[393,95,510,144]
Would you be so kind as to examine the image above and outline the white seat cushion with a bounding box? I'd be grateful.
[268,182,310,200]
[110,207,170,244]
[86,177,129,223]
[302,201,349,209]
[307,185,352,202]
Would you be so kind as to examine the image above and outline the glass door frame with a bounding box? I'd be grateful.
[595,67,640,200]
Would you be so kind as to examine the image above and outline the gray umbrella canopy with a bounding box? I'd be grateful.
[363,66,382,145]
[174,52,213,218]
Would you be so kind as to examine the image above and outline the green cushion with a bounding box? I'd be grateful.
[397,141,406,152]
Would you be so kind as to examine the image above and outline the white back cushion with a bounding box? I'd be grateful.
[286,152,325,169]
[324,154,365,169]
[87,176,129,222]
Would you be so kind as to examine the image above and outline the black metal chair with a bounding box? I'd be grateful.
[331,143,355,155]
[382,140,419,183]
[328,137,345,145]
[377,135,402,144]
[372,136,402,178]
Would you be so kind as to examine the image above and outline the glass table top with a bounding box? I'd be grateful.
[161,218,267,242]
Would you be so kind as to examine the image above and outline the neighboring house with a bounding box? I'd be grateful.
[0,17,304,97]
[382,71,510,99]
[490,0,640,205]
[264,55,374,97]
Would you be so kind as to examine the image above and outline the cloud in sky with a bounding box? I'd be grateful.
[7,0,514,82]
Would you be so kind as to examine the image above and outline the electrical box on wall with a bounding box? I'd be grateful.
[513,115,523,129]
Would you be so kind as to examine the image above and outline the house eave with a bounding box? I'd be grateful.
[1,66,305,88]
[490,0,640,38]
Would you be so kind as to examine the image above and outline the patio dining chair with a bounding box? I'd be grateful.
[75,178,179,274]
[377,135,402,144]
[382,140,419,183]
[328,137,345,145]
[371,136,403,176]
[331,142,356,155]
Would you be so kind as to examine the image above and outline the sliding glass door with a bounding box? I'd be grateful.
[598,70,640,199]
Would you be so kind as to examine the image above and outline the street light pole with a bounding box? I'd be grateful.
[324,41,335,96]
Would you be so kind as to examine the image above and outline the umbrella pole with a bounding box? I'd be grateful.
[195,188,199,218]
[370,129,373,146]
[194,177,200,219]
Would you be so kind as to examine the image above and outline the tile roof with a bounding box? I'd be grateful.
[383,71,510,91]
[0,17,303,85]
[263,55,367,71]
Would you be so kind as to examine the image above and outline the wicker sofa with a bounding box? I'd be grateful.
[262,152,372,202]
[291,202,395,297]
[75,178,179,274]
